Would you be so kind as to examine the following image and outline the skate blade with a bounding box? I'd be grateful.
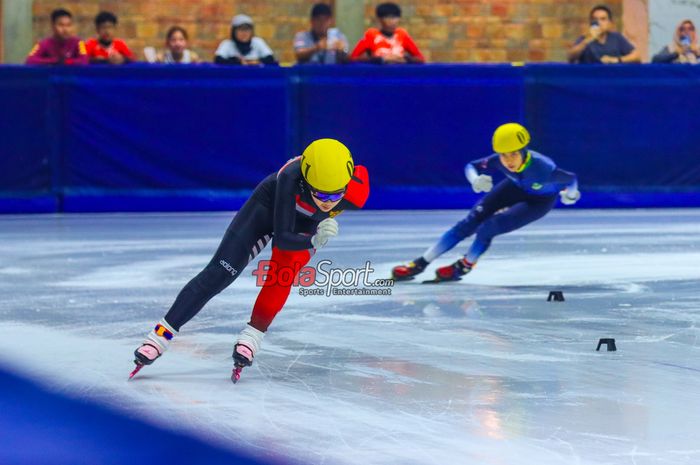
[231,367,242,384]
[421,277,462,284]
[390,275,415,282]
[128,363,144,380]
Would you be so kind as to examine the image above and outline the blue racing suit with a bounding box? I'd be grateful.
[423,150,577,264]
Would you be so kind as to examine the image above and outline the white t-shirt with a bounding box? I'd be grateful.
[163,49,195,64]
[215,37,274,61]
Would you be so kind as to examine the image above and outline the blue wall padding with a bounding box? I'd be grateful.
[1,64,698,212]
[0,68,53,192]
[525,65,700,188]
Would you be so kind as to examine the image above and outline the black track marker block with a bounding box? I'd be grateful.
[596,338,617,352]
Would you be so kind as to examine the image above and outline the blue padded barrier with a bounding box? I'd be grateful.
[1,64,699,212]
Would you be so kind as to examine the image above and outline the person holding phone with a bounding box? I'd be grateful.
[294,3,349,65]
[652,20,699,64]
[567,5,640,64]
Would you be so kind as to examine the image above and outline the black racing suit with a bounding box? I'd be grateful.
[163,157,370,332]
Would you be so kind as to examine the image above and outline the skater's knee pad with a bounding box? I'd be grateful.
[472,202,494,220]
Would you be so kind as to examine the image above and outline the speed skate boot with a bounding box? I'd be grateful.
[232,324,265,384]
[129,319,177,379]
[430,258,474,283]
[391,257,429,281]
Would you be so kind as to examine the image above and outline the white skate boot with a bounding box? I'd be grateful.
[232,324,264,384]
[129,319,178,379]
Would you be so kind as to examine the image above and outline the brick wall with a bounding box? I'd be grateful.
[623,0,648,60]
[31,0,329,63]
[31,0,625,64]
[361,1,624,63]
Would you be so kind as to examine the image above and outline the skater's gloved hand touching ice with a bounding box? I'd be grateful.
[311,218,339,249]
[471,175,493,193]
[559,188,581,205]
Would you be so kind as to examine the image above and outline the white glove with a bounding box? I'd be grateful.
[311,218,339,249]
[559,189,581,205]
[471,174,493,193]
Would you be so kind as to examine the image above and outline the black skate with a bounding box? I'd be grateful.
[422,258,473,284]
[129,343,162,379]
[391,257,428,281]
[231,343,254,384]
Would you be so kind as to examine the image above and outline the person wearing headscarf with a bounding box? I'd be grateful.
[214,14,277,65]
[652,20,699,64]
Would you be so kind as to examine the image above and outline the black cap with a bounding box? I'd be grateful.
[95,11,118,27]
[311,3,332,18]
[51,8,72,23]
[376,2,401,18]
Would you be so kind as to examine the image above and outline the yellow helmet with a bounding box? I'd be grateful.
[492,123,531,154]
[300,139,354,192]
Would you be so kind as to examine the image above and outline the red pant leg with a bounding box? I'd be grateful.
[249,247,311,332]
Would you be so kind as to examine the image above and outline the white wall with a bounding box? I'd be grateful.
[2,0,33,64]
[649,0,700,56]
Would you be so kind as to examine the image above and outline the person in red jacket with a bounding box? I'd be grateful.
[26,9,88,66]
[85,12,135,65]
[350,2,424,64]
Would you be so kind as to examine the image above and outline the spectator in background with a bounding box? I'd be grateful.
[85,11,135,65]
[215,14,277,65]
[26,9,88,65]
[155,26,201,64]
[351,2,424,64]
[652,20,699,64]
[567,5,640,64]
[294,3,348,65]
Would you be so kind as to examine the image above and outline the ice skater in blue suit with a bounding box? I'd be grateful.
[392,122,581,282]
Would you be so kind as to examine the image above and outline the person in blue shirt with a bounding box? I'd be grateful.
[392,123,580,283]
[567,5,640,64]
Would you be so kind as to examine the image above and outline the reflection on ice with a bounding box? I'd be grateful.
[0,210,699,465]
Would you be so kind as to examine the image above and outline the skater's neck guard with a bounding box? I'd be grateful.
[515,151,532,173]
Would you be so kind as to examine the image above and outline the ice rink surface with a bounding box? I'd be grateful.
[1,209,699,465]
